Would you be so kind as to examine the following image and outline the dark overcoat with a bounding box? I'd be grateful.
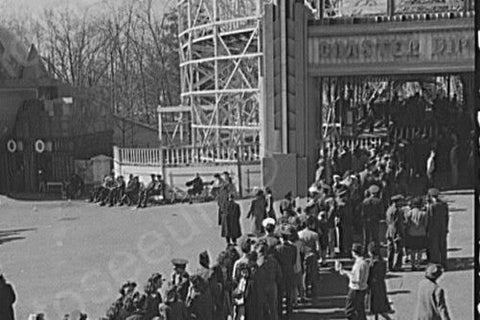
[159,301,190,320]
[367,258,391,314]
[274,242,297,290]
[221,200,242,239]
[247,196,267,235]
[0,279,16,320]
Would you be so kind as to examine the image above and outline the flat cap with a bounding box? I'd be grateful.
[171,258,188,267]
[425,264,443,280]
[368,185,380,194]
[391,194,404,201]
[262,217,276,228]
[428,188,440,197]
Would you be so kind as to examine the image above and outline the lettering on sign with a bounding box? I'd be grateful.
[318,38,421,61]
[310,31,473,65]
[432,37,473,57]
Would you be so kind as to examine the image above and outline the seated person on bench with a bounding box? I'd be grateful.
[186,173,204,199]
[121,175,140,206]
[100,174,119,207]
[90,174,114,203]
[137,174,158,208]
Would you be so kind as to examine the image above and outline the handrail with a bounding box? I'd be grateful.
[116,144,260,166]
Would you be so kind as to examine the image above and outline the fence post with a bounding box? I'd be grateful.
[247,168,250,195]
[236,146,243,198]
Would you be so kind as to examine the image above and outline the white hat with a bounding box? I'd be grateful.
[262,217,276,228]
[308,185,319,194]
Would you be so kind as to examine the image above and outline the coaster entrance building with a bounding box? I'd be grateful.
[261,1,475,197]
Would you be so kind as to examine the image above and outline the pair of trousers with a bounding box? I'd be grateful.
[345,288,367,320]
[387,237,403,270]
[363,223,379,251]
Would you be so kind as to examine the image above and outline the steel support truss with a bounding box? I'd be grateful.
[177,0,263,152]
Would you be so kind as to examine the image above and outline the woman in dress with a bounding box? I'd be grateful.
[404,197,429,271]
[367,242,393,320]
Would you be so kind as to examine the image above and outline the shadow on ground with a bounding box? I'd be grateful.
[446,256,474,272]
[0,228,37,245]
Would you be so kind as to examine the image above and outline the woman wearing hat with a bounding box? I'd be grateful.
[404,197,428,271]
[413,264,451,320]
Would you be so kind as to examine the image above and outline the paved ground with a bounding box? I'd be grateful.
[0,190,474,320]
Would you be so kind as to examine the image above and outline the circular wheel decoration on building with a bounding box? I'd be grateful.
[35,139,45,153]
[6,139,17,153]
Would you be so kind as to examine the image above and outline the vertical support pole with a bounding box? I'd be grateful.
[247,168,250,195]
[280,0,288,153]
[158,108,163,144]
[236,145,243,198]
[213,0,220,148]
[187,0,195,148]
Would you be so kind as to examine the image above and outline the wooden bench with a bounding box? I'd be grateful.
[46,182,63,194]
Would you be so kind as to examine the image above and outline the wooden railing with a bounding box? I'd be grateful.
[119,148,163,165]
[392,126,438,141]
[338,136,385,150]
[116,143,260,166]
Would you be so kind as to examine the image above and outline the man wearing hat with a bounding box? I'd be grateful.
[247,190,267,236]
[336,188,354,257]
[385,194,405,271]
[274,225,297,317]
[0,270,16,320]
[137,174,157,208]
[426,188,449,267]
[171,259,190,302]
[413,264,451,320]
[337,243,370,320]
[221,194,242,245]
[361,184,383,251]
[212,173,229,227]
[260,217,280,255]
[298,215,320,297]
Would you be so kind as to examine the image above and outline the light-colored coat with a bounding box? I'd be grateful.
[414,278,451,320]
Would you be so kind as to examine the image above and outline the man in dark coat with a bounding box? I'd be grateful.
[0,273,16,320]
[361,185,383,250]
[171,259,190,302]
[194,251,216,320]
[159,284,190,320]
[279,192,296,218]
[212,174,230,226]
[247,190,267,236]
[426,189,449,267]
[413,264,451,320]
[221,194,242,245]
[337,189,354,257]
[186,275,214,320]
[255,241,283,320]
[385,194,405,271]
[274,226,297,318]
